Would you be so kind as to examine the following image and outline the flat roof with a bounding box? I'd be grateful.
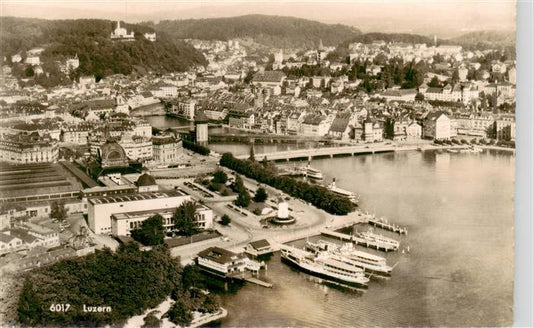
[88,190,187,205]
[0,163,83,199]
[112,208,174,221]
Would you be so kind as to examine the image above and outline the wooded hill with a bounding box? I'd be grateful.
[148,14,363,49]
[1,17,207,86]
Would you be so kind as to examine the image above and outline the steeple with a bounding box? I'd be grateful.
[319,39,324,51]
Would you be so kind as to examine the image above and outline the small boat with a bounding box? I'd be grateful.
[446,149,459,153]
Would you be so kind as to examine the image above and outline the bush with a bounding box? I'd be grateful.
[254,187,268,203]
[235,190,251,207]
[220,214,231,226]
[212,170,228,184]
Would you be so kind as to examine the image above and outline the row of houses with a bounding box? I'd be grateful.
[0,222,60,256]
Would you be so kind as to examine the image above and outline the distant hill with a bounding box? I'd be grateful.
[148,14,362,49]
[1,17,207,86]
[450,30,515,48]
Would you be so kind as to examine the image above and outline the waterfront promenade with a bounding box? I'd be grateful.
[164,173,370,265]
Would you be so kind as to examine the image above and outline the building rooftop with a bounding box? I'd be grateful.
[249,239,271,250]
[0,163,83,200]
[136,173,156,187]
[88,190,187,205]
[198,246,244,264]
[252,71,286,83]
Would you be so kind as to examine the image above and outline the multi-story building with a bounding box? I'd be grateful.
[0,133,59,164]
[423,111,451,140]
[118,135,153,161]
[494,115,516,141]
[87,190,192,234]
[0,232,24,255]
[110,203,213,237]
[152,135,183,164]
[406,122,422,140]
[61,124,92,145]
[170,100,196,120]
[300,114,331,137]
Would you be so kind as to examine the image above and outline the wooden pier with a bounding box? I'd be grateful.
[368,217,408,235]
[320,230,398,252]
[244,277,273,288]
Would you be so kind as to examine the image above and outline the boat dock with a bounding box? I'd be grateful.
[368,217,408,235]
[320,230,398,252]
[244,277,273,288]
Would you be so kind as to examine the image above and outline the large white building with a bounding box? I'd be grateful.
[152,135,183,164]
[0,133,59,164]
[119,135,153,161]
[110,203,213,237]
[88,191,192,234]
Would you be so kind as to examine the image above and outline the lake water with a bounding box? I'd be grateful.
[214,145,514,327]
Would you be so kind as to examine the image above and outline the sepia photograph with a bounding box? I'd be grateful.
[0,0,527,327]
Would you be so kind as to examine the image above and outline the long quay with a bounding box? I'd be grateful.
[368,217,408,235]
[320,230,398,252]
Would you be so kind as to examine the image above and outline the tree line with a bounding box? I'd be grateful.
[183,139,210,156]
[219,153,355,215]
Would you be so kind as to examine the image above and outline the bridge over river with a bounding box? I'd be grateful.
[236,144,412,161]
[235,143,470,162]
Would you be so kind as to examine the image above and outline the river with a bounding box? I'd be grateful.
[211,144,514,327]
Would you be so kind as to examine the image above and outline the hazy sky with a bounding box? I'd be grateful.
[1,0,516,37]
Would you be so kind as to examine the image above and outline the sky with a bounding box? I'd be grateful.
[1,0,516,37]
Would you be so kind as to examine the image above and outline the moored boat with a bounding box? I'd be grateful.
[327,178,359,204]
[354,229,400,251]
[306,240,392,275]
[298,161,324,180]
[280,245,369,289]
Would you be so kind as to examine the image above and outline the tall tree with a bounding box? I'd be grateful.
[131,214,165,246]
[235,189,251,208]
[451,69,460,85]
[232,174,246,194]
[254,187,268,203]
[212,170,228,184]
[50,201,67,223]
[249,145,255,162]
[173,201,198,236]
[384,118,395,140]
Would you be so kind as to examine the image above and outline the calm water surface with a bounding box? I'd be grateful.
[214,146,514,327]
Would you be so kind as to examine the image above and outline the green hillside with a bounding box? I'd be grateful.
[149,14,362,49]
[450,30,515,48]
[1,17,207,86]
